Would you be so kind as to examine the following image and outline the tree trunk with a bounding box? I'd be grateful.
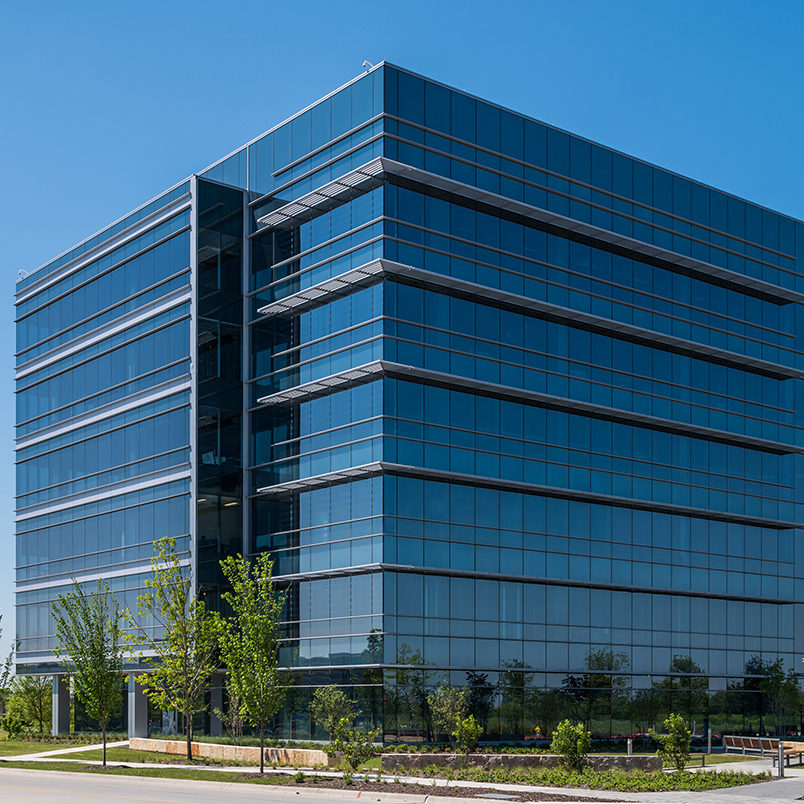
[260,722,264,775]
[186,705,192,761]
[102,724,107,767]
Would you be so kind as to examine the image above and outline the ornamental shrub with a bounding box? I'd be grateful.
[550,719,591,771]
[331,716,380,781]
[649,712,691,770]
[452,714,483,755]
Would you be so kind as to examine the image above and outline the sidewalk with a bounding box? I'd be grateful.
[9,740,129,761]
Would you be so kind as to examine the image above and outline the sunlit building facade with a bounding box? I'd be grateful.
[15,63,804,739]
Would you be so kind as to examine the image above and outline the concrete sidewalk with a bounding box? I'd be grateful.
[8,740,129,761]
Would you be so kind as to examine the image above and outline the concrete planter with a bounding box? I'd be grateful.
[129,737,334,767]
[381,752,662,772]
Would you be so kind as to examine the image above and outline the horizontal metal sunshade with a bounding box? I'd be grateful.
[257,362,384,405]
[258,155,801,305]
[256,259,389,317]
[256,158,385,229]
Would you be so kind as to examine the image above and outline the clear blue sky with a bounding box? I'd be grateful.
[1,0,802,658]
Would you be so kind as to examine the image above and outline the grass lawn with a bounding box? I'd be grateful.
[0,761,283,783]
[54,747,255,766]
[0,740,94,757]
[27,745,380,771]
[688,753,757,765]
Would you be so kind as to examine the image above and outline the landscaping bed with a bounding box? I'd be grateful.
[242,775,617,800]
[412,765,771,792]
[382,752,662,772]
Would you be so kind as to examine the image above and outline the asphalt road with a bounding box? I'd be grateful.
[0,767,455,803]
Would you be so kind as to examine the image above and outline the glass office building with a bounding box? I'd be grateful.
[15,63,804,740]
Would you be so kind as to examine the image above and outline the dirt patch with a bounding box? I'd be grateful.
[236,775,618,801]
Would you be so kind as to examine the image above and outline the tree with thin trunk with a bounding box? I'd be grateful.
[0,615,17,715]
[219,553,287,775]
[7,675,51,737]
[127,537,222,761]
[51,580,124,766]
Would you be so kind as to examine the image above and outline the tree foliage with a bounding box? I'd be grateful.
[550,719,591,771]
[51,580,124,765]
[0,615,16,714]
[7,675,51,737]
[649,712,691,771]
[388,643,432,739]
[213,675,244,742]
[311,685,357,749]
[758,658,800,735]
[427,684,469,745]
[219,553,286,774]
[127,536,222,760]
[453,713,483,755]
[330,716,380,781]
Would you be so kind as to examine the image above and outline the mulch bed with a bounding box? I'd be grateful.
[237,775,619,801]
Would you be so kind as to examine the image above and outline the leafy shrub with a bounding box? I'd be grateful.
[310,686,356,747]
[427,685,468,745]
[649,713,691,770]
[331,716,380,779]
[550,720,591,771]
[0,712,25,739]
[453,714,483,755]
[414,764,768,791]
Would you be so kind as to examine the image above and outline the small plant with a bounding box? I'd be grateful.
[293,770,306,783]
[310,685,356,748]
[213,676,244,743]
[452,714,483,756]
[649,713,691,771]
[550,720,591,771]
[331,716,380,780]
[0,712,25,738]
[427,684,469,745]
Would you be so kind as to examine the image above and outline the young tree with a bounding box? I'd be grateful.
[452,713,483,757]
[650,712,691,770]
[759,658,800,735]
[0,614,17,715]
[128,537,222,760]
[213,674,244,742]
[550,719,591,772]
[427,684,469,746]
[51,580,124,766]
[219,553,287,774]
[7,675,51,737]
[330,716,380,782]
[311,685,357,747]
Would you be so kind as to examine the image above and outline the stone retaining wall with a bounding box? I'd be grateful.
[381,752,662,772]
[129,737,332,766]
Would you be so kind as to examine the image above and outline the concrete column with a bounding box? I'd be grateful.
[209,674,223,737]
[161,710,177,735]
[128,675,149,738]
[51,676,70,736]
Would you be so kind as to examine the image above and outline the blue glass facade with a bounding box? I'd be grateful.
[16,63,804,739]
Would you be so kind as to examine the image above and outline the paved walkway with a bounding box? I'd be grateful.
[8,740,129,760]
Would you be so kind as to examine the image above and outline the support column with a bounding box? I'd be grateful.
[127,675,149,738]
[51,676,70,736]
[209,673,223,737]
